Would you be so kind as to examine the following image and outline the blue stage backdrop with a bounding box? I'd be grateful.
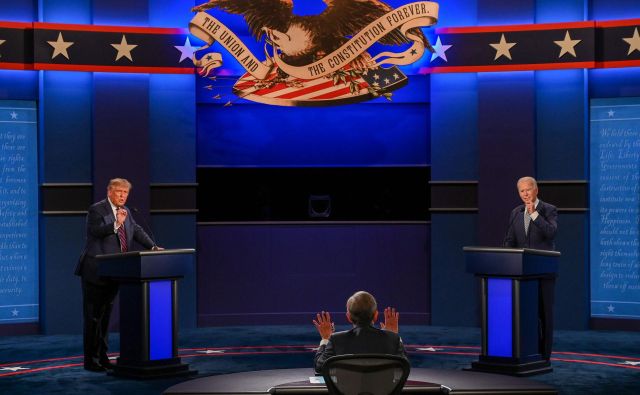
[590,97,640,320]
[0,100,39,325]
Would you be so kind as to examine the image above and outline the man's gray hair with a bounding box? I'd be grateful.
[517,176,537,189]
[347,291,377,326]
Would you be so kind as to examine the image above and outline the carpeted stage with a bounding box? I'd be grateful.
[1,325,639,395]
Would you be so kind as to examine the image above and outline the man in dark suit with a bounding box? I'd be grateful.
[503,176,558,359]
[313,291,407,373]
[75,178,159,372]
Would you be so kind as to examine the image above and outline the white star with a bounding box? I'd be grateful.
[554,31,581,58]
[416,347,442,352]
[608,110,615,117]
[490,33,516,61]
[623,27,640,55]
[11,308,19,316]
[430,36,452,62]
[383,78,390,84]
[111,35,138,62]
[392,73,399,80]
[195,349,224,354]
[9,111,18,120]
[607,304,615,312]
[373,73,380,80]
[0,367,29,372]
[621,361,640,366]
[174,37,196,63]
[47,32,74,60]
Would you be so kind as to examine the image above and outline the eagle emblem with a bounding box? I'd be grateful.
[189,0,439,106]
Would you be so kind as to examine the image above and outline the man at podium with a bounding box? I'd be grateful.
[503,176,558,359]
[74,178,159,372]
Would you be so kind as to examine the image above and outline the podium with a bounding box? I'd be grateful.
[464,247,560,376]
[97,248,196,378]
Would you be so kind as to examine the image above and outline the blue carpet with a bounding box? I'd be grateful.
[1,325,639,394]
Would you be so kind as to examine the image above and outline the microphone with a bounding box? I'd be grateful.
[502,206,524,247]
[131,207,158,248]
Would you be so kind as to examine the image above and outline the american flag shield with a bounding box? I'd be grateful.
[232,65,408,106]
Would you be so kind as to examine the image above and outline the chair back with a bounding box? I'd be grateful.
[321,354,410,395]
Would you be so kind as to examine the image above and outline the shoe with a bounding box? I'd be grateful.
[99,359,115,369]
[84,363,106,372]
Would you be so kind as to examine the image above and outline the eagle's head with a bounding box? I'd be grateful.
[266,22,315,58]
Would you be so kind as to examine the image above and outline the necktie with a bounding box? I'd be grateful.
[524,212,531,235]
[118,225,128,252]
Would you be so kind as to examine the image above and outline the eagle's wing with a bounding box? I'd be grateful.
[318,0,426,46]
[193,0,293,40]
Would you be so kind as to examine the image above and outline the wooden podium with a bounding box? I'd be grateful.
[464,247,560,376]
[97,248,196,379]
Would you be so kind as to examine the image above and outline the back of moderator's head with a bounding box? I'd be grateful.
[347,291,377,326]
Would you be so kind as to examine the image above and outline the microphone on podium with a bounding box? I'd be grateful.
[131,207,159,249]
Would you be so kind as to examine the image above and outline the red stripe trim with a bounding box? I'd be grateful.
[437,21,594,34]
[0,362,83,378]
[552,357,640,370]
[275,79,338,99]
[0,21,33,29]
[596,19,640,28]
[245,80,294,96]
[34,63,194,74]
[0,63,34,70]
[33,22,187,35]
[422,61,596,73]
[596,60,640,69]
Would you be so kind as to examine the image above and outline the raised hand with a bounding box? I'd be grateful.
[380,307,399,333]
[313,311,335,340]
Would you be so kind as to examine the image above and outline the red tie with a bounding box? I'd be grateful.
[118,225,128,252]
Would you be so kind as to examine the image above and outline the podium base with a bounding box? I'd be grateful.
[466,358,552,377]
[110,358,197,379]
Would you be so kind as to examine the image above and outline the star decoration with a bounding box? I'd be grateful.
[174,37,196,63]
[430,36,452,62]
[554,31,581,58]
[393,73,399,80]
[410,48,418,56]
[47,32,74,60]
[10,111,18,120]
[608,110,615,117]
[490,33,516,60]
[111,35,138,62]
[607,304,615,313]
[384,78,390,84]
[622,27,640,55]
[0,367,29,372]
[373,73,380,80]
[11,308,19,316]
[195,350,225,354]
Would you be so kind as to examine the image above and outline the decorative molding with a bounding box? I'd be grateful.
[40,183,92,214]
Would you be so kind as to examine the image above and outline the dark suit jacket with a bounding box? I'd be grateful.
[75,199,155,285]
[314,324,407,373]
[503,199,558,251]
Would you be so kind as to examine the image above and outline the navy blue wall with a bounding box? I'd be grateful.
[0,0,197,335]
[430,0,639,331]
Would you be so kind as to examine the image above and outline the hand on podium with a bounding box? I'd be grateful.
[152,246,165,251]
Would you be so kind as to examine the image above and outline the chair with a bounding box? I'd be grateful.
[321,354,411,395]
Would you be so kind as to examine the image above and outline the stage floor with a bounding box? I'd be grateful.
[163,367,557,395]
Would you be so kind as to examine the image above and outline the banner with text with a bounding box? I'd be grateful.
[590,97,640,320]
[0,101,39,325]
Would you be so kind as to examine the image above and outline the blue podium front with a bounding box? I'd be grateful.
[464,247,560,376]
[97,248,196,378]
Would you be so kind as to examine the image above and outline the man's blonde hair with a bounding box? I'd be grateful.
[108,178,132,190]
